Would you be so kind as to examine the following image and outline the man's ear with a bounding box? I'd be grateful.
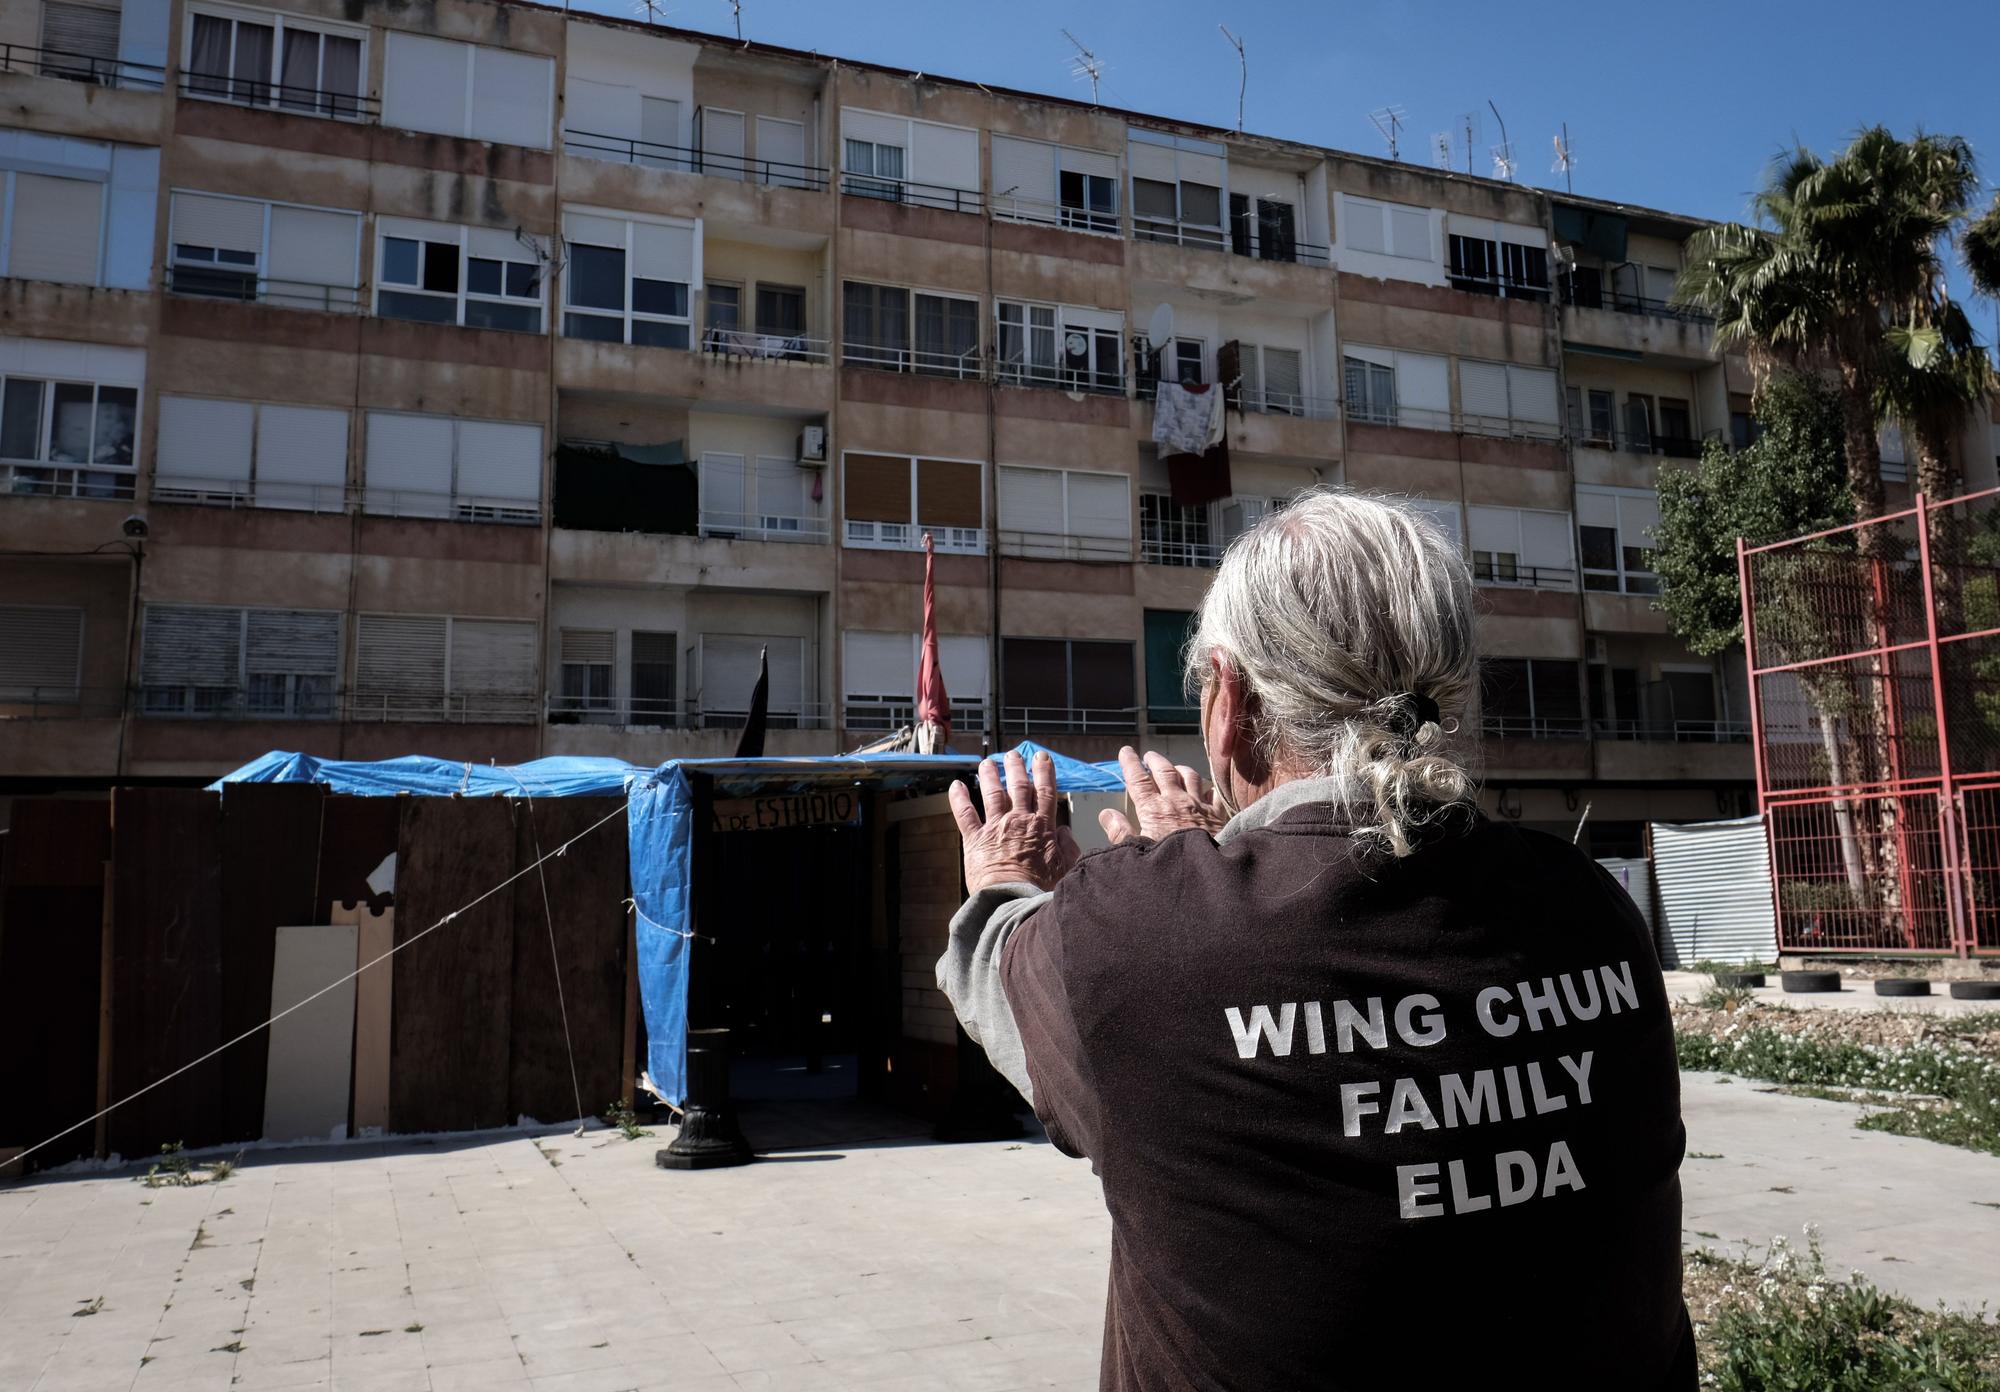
[1207,651,1271,785]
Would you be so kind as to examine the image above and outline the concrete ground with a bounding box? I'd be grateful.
[1663,969,2000,1016]
[4,1084,1998,1391]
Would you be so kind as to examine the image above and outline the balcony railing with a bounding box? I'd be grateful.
[1447,273,1552,303]
[1133,217,1226,252]
[362,488,542,526]
[989,194,1119,236]
[547,695,684,728]
[178,72,377,120]
[346,690,541,724]
[0,42,165,90]
[839,171,984,215]
[1141,378,1338,421]
[1470,562,1577,591]
[844,519,984,554]
[150,475,346,513]
[563,129,830,190]
[997,358,1125,397]
[1594,718,1751,744]
[165,265,362,313]
[995,530,1134,563]
[1002,705,1140,736]
[1480,715,1589,741]
[690,701,832,731]
[696,510,830,544]
[840,341,983,378]
[1570,423,1710,459]
[844,697,989,733]
[1561,279,1714,325]
[1233,238,1332,268]
[140,684,339,720]
[2,461,135,500]
[699,328,829,363]
[0,685,126,718]
[1346,403,1561,441]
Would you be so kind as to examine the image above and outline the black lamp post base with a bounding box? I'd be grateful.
[655,1028,754,1171]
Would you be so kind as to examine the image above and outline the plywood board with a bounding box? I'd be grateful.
[337,902,394,1135]
[262,924,358,1143]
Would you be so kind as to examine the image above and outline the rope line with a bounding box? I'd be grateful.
[10,798,631,1172]
[524,796,588,1134]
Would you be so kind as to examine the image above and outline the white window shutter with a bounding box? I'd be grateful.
[1624,491,1662,543]
[171,192,264,255]
[1507,365,1561,428]
[1459,360,1510,425]
[1125,139,1177,184]
[355,614,447,711]
[639,96,682,160]
[266,206,360,305]
[564,210,627,250]
[1262,348,1303,405]
[141,606,242,688]
[991,135,1056,216]
[561,628,614,665]
[1576,490,1619,531]
[449,619,537,710]
[843,631,912,698]
[909,120,978,193]
[699,108,745,178]
[700,452,747,523]
[454,420,542,504]
[255,404,348,511]
[1066,472,1131,543]
[469,46,552,149]
[998,466,1065,553]
[1521,510,1575,570]
[0,606,83,694]
[1467,506,1516,556]
[9,174,103,285]
[631,221,694,282]
[364,413,453,517]
[940,634,989,702]
[245,610,340,675]
[565,77,633,146]
[155,395,254,484]
[1389,207,1432,260]
[764,636,806,713]
[754,456,805,523]
[753,116,806,185]
[1345,198,1387,254]
[383,33,470,139]
[1057,146,1118,181]
[699,634,763,713]
[1395,352,1451,416]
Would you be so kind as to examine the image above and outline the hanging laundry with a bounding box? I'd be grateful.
[1152,381,1221,457]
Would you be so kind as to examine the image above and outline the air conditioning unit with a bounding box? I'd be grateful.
[797,425,827,463]
[1585,636,1608,665]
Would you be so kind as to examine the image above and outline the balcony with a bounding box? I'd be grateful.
[990,194,1119,238]
[563,130,829,191]
[844,520,983,555]
[177,71,377,122]
[0,42,165,90]
[1471,560,1577,593]
[841,340,982,379]
[1345,401,1561,444]
[1594,717,1749,744]
[996,359,1126,398]
[839,172,984,216]
[345,689,540,724]
[151,481,540,526]
[0,685,126,719]
[844,697,988,733]
[1447,272,1552,304]
[1002,705,1140,737]
[995,529,1133,563]
[547,694,683,728]
[1560,281,1716,365]
[164,265,360,314]
[2,462,135,501]
[1480,715,1588,742]
[138,683,337,721]
[697,510,829,545]
[1572,423,1709,462]
[699,328,829,365]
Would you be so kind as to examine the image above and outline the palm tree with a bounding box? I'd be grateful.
[1967,193,2000,299]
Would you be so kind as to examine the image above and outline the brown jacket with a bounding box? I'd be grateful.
[942,792,1692,1392]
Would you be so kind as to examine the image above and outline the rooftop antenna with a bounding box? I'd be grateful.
[1459,112,1478,175]
[1429,130,1452,170]
[1219,25,1245,134]
[630,0,667,23]
[515,225,566,280]
[1552,122,1576,194]
[1368,105,1405,161]
[1061,30,1103,106]
[1487,99,1515,182]
[725,0,740,41]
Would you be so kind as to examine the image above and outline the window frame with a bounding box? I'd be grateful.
[1577,486,1661,596]
[0,166,111,288]
[841,280,980,378]
[182,2,370,121]
[839,449,986,555]
[1479,655,1586,741]
[1342,354,1396,425]
[1138,491,1218,568]
[1000,635,1138,735]
[556,213,694,349]
[994,299,1123,393]
[139,603,341,719]
[375,220,545,334]
[0,371,140,497]
[996,464,1133,561]
[168,188,363,310]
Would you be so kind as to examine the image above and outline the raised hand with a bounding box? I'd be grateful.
[949,749,1083,893]
[1099,747,1230,846]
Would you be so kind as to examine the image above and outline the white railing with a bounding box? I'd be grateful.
[346,690,541,723]
[844,697,989,732]
[700,329,830,363]
[360,487,541,526]
[844,520,984,554]
[839,171,984,214]
[1133,217,1226,251]
[1480,715,1589,741]
[996,357,1126,397]
[840,341,984,378]
[547,695,684,727]
[1002,705,1141,735]
[151,475,348,513]
[989,194,1120,236]
[690,700,833,731]
[696,511,831,544]
[996,530,1134,563]
[2,462,136,500]
[1139,533,1224,568]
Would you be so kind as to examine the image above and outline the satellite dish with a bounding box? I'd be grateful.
[1145,303,1175,352]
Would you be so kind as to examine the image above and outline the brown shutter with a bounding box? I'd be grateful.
[916,458,982,528]
[844,453,910,524]
[1070,641,1135,711]
[1002,638,1067,710]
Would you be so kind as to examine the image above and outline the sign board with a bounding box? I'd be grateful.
[710,790,864,833]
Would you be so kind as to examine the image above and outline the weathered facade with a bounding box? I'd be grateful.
[11,0,1990,845]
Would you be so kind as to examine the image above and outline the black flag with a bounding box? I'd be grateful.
[734,645,768,757]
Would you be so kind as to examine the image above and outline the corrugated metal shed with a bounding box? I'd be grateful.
[1596,856,1656,948]
[1650,814,1777,967]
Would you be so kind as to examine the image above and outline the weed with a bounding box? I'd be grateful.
[211,1341,243,1354]
[239,1278,254,1292]
[1700,984,1758,1011]
[1691,959,1777,976]
[603,1098,653,1141]
[1688,1151,1724,1160]
[72,1297,103,1317]
[358,1329,389,1338]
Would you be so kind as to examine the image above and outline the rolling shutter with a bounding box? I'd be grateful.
[171,192,263,256]
[1058,146,1117,181]
[382,32,469,140]
[639,96,682,165]
[843,630,912,699]
[632,221,694,282]
[1125,138,1177,184]
[141,606,241,688]
[754,456,804,523]
[843,454,909,524]
[909,121,977,194]
[246,609,339,676]
[564,77,631,146]
[564,210,627,250]
[699,634,763,714]
[1344,198,1387,254]
[255,404,348,510]
[0,606,83,693]
[916,458,981,528]
[1067,472,1130,542]
[355,613,447,714]
[700,452,747,520]
[455,419,542,504]
[753,116,805,185]
[449,618,537,703]
[1395,352,1451,417]
[842,110,907,149]
[764,636,806,713]
[469,46,551,149]
[364,412,453,517]
[699,108,745,178]
[266,205,359,304]
[1507,365,1561,429]
[154,396,254,485]
[941,634,988,703]
[998,466,1063,540]
[1262,348,1303,406]
[40,2,119,62]
[1459,360,1510,425]
[1521,510,1574,571]
[1467,506,1517,558]
[561,629,614,664]
[1650,815,1776,966]
[9,174,103,285]
[991,136,1055,215]
[1389,207,1431,259]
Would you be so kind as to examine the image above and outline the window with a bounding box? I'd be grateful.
[39,1,120,83]
[1341,196,1432,261]
[630,630,678,727]
[1450,234,1549,299]
[842,630,988,731]
[154,396,348,510]
[1061,169,1118,234]
[695,106,745,180]
[1467,506,1575,589]
[1730,410,1759,451]
[353,613,539,722]
[1229,195,1298,263]
[995,301,1122,393]
[840,110,980,211]
[841,282,978,377]
[989,135,1118,232]
[1128,131,1225,249]
[1448,235,1497,294]
[381,33,552,149]
[997,466,1131,560]
[0,370,138,498]
[1172,338,1204,386]
[185,7,365,119]
[140,605,340,718]
[1343,347,1450,430]
[560,211,696,348]
[363,412,542,523]
[1623,396,1654,452]
[1,170,104,288]
[1238,344,1306,415]
[1567,387,1616,446]
[755,284,805,337]
[841,451,983,553]
[696,634,810,728]
[557,629,614,713]
[1458,360,1562,439]
[1657,398,1696,456]
[0,605,84,703]
[1143,610,1197,728]
[1139,493,1216,567]
[842,137,904,200]
[1480,657,1584,740]
[1578,487,1661,595]
[704,282,740,338]
[1001,637,1135,734]
[377,218,544,333]
[1499,242,1551,301]
[1344,355,1395,425]
[696,452,821,542]
[169,191,362,310]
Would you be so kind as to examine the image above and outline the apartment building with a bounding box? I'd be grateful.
[14,0,1974,849]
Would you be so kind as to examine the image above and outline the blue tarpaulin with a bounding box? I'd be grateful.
[208,742,1126,1104]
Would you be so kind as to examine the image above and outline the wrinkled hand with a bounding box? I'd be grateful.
[1099,747,1230,846]
[950,749,1083,893]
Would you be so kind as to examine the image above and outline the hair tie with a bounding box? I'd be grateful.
[1384,691,1441,739]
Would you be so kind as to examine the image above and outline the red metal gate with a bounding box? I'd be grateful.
[1741,489,2000,957]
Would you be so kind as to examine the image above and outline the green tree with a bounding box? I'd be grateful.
[1966,192,2000,298]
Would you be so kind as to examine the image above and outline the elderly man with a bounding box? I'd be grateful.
[939,491,1691,1391]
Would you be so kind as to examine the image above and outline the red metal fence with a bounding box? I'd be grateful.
[1742,489,2000,956]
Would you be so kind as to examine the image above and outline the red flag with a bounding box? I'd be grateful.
[916,531,952,744]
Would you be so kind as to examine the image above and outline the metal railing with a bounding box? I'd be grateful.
[150,475,347,513]
[700,328,828,363]
[1139,512,1223,569]
[165,265,362,313]
[1447,273,1552,302]
[1132,217,1226,252]
[840,341,983,378]
[989,194,1119,236]
[562,129,830,190]
[1141,378,1339,421]
[0,42,165,90]
[696,510,830,544]
[844,698,988,733]
[139,684,338,720]
[178,72,376,120]
[995,530,1134,563]
[360,488,542,526]
[547,695,684,727]
[839,171,984,214]
[1233,236,1332,268]
[844,519,984,554]
[1002,705,1141,736]
[1470,561,1577,591]
[346,690,541,724]
[1594,718,1751,744]
[691,700,832,731]
[1456,410,1564,443]
[1480,715,1590,741]
[0,685,125,719]
[1561,279,1714,325]
[2,461,136,500]
[1569,423,1709,459]
[1346,403,1561,442]
[996,357,1125,396]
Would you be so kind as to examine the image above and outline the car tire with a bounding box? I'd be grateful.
[1780,970,1842,994]
[1873,978,1932,997]
[1947,980,2000,1001]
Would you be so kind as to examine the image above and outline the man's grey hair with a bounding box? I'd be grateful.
[1185,489,1479,856]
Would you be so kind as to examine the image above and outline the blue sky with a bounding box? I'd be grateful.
[573,0,2000,316]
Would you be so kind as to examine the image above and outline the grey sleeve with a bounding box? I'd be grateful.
[935,882,1051,1104]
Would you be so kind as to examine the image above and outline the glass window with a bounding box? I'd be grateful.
[705,283,741,334]
[1449,235,1498,293]
[1059,170,1117,233]
[843,139,905,200]
[1,378,44,459]
[381,237,418,285]
[187,9,363,118]
[756,284,805,336]
[567,244,624,311]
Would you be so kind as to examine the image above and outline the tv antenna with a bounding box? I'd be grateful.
[631,0,668,21]
[516,226,566,280]
[1061,30,1103,106]
[1368,105,1405,160]
[1219,25,1245,133]
[725,0,741,40]
[1487,100,1515,182]
[1429,131,1452,170]
[1458,112,1479,174]
[1552,122,1576,193]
